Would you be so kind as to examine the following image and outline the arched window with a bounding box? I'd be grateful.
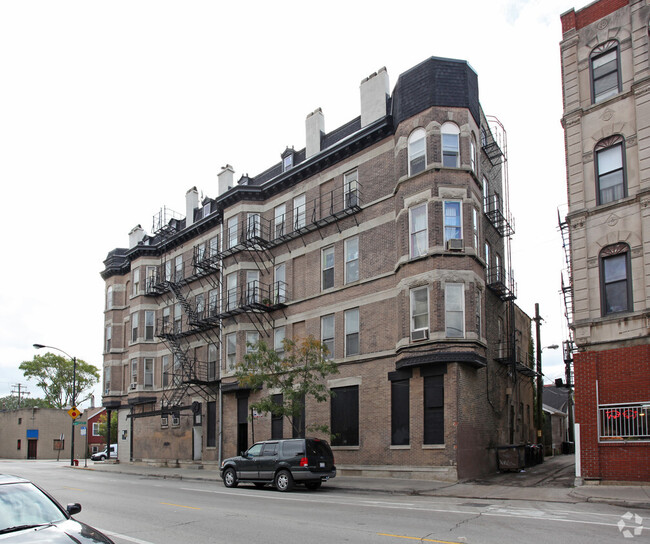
[600,243,632,315]
[591,40,620,103]
[595,135,626,205]
[441,122,460,168]
[408,128,426,176]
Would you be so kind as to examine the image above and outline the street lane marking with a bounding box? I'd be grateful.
[160,501,201,510]
[100,529,156,544]
[378,534,463,544]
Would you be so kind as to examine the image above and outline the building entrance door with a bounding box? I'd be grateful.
[27,439,37,459]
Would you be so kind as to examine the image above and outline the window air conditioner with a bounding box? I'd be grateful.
[411,329,429,342]
[446,238,464,251]
[129,383,137,390]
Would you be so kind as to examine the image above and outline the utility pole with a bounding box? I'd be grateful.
[533,303,543,445]
[11,383,30,408]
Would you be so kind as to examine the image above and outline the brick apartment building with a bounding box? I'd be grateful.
[101,56,534,480]
[560,0,650,482]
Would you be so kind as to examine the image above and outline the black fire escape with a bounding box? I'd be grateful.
[145,208,222,412]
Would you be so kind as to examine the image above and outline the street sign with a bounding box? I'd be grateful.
[80,426,87,436]
[68,407,83,419]
[73,420,87,426]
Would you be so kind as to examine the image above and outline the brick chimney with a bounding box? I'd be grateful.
[360,67,389,128]
[218,164,235,196]
[306,108,325,159]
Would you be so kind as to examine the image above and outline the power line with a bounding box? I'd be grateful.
[11,383,30,408]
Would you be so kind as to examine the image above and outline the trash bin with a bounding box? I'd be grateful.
[562,441,575,454]
[73,459,79,466]
[497,445,525,471]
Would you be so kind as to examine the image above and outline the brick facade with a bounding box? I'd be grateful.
[560,0,650,482]
[102,57,532,479]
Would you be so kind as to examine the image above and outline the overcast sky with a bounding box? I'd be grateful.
[0,0,574,406]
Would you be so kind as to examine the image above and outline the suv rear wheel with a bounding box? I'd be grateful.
[222,467,238,488]
[274,469,294,492]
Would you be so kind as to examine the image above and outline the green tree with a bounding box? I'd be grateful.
[235,336,339,437]
[98,411,118,444]
[19,353,100,409]
[0,395,53,411]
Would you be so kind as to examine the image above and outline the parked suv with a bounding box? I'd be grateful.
[220,438,336,491]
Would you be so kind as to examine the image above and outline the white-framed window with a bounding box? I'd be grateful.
[247,213,260,240]
[130,358,138,388]
[345,308,360,357]
[470,135,477,173]
[131,313,139,342]
[246,331,259,354]
[441,122,460,168]
[105,325,112,352]
[475,289,482,336]
[174,303,182,334]
[485,241,491,269]
[174,255,183,282]
[283,154,293,171]
[410,286,429,334]
[145,310,155,340]
[445,283,465,338]
[344,169,359,208]
[146,266,156,293]
[164,260,172,282]
[173,354,181,386]
[409,203,428,258]
[322,246,335,290]
[104,367,110,395]
[162,355,170,387]
[106,286,113,310]
[274,327,286,355]
[226,333,237,369]
[321,314,335,358]
[495,253,502,282]
[596,136,626,205]
[132,268,140,295]
[227,216,238,249]
[246,270,259,304]
[274,263,287,303]
[293,194,306,230]
[209,288,218,317]
[472,208,479,249]
[162,306,171,333]
[144,358,154,387]
[226,273,237,311]
[274,204,286,239]
[195,293,205,320]
[92,422,99,436]
[345,236,359,284]
[591,40,620,104]
[196,242,206,265]
[208,343,218,381]
[444,201,462,243]
[482,177,489,213]
[209,235,219,258]
[171,414,180,427]
[408,128,426,176]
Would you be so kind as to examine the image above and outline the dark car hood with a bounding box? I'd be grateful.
[0,519,114,543]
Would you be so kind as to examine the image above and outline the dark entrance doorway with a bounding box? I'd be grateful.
[237,393,249,454]
[27,439,37,459]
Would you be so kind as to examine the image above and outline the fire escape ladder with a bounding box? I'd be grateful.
[558,210,574,340]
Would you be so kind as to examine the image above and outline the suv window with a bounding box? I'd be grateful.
[261,442,278,456]
[306,440,331,458]
[280,440,304,457]
[246,443,263,457]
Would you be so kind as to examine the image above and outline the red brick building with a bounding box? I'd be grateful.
[101,57,533,479]
[560,0,650,483]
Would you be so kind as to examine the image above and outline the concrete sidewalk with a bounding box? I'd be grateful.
[74,454,650,510]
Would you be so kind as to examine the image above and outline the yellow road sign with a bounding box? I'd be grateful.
[68,407,82,419]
